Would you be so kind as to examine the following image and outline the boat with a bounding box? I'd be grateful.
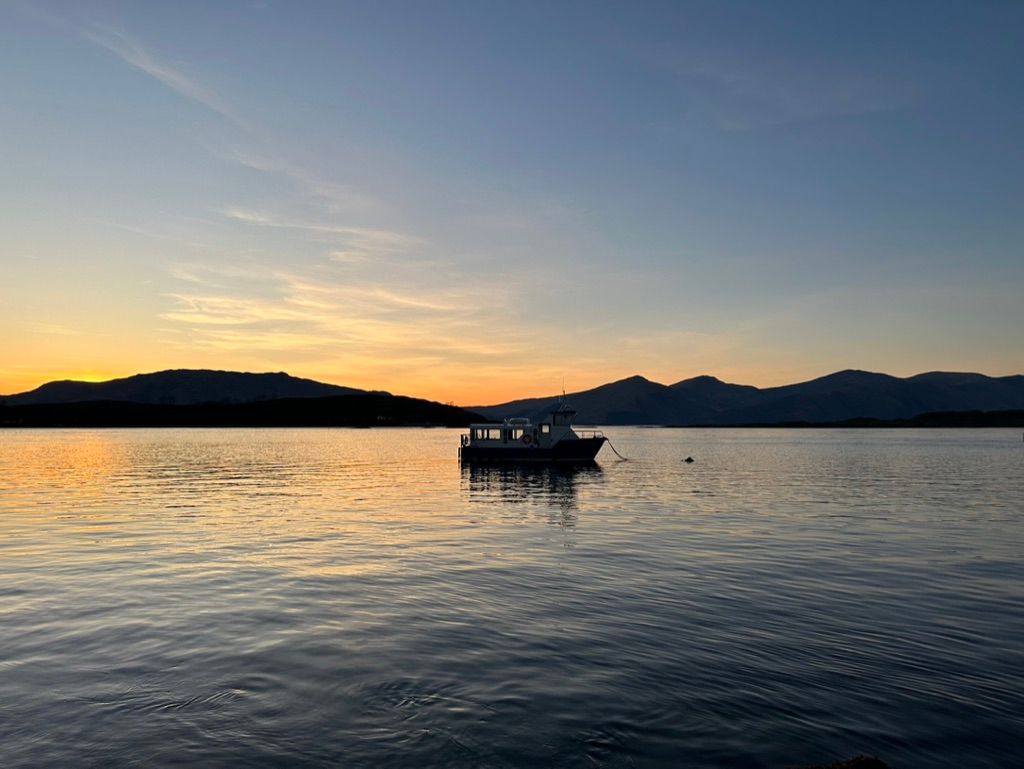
[459,402,606,462]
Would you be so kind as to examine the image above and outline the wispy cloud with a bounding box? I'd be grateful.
[22,322,81,337]
[82,216,214,252]
[84,26,247,128]
[219,208,420,262]
[162,294,309,326]
[163,273,472,325]
[219,208,411,241]
[167,262,275,287]
[79,22,403,256]
[160,265,526,369]
[75,19,431,275]
[225,149,386,217]
[651,46,915,131]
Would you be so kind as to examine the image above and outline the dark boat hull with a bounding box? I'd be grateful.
[460,437,606,463]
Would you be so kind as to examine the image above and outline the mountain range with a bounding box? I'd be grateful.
[3,368,1024,426]
[0,370,475,428]
[2,369,376,406]
[472,370,1024,425]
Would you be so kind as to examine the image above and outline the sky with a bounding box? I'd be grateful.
[2,1,1022,404]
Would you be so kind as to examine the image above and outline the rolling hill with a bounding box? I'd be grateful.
[472,370,1024,425]
[2,369,375,406]
[6,368,1024,427]
[0,370,482,427]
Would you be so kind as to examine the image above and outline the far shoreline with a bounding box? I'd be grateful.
[2,398,1022,431]
[667,409,1024,429]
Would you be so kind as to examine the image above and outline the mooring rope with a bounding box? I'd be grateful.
[605,437,628,460]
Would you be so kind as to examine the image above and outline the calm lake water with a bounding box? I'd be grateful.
[1,428,1021,768]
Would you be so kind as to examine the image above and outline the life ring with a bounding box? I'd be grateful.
[522,433,532,446]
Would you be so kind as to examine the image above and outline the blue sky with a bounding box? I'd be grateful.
[2,1,1022,401]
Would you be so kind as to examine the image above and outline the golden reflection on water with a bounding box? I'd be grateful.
[0,429,474,579]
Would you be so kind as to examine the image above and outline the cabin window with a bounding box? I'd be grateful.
[486,428,502,440]
[510,427,524,440]
[540,424,550,435]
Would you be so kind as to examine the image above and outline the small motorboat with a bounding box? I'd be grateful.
[459,403,605,462]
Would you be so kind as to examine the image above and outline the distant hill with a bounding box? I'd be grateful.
[7,368,1024,427]
[472,370,1024,425]
[0,370,484,428]
[2,369,376,406]
[0,394,481,428]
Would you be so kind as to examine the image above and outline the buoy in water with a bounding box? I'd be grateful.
[684,456,694,463]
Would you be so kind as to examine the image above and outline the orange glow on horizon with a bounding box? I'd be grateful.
[1,369,124,396]
[2,366,618,406]
[63,372,119,383]
[5,358,1022,408]
[0,363,849,407]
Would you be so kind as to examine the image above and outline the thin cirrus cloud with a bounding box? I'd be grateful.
[163,283,464,327]
[83,21,391,233]
[22,322,82,337]
[72,16,512,337]
[78,20,470,370]
[84,21,397,253]
[217,208,420,263]
[224,149,387,218]
[79,18,393,228]
[650,46,915,131]
[83,25,248,129]
[159,267,520,363]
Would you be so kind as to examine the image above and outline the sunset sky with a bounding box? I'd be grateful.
[2,1,1022,404]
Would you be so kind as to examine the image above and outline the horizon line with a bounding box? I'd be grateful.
[4,366,1022,407]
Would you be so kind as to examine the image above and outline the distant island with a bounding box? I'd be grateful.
[1,369,374,406]
[2,368,1024,428]
[474,369,1024,426]
[0,371,480,428]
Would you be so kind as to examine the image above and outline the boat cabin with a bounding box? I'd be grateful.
[461,404,596,450]
[463,417,553,449]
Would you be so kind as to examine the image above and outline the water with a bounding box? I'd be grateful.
[1,428,1021,768]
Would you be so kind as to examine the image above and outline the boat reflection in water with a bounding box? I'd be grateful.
[460,461,603,532]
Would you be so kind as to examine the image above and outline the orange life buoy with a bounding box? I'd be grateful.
[522,433,532,445]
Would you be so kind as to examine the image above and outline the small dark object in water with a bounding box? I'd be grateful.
[788,756,892,769]
[683,456,694,463]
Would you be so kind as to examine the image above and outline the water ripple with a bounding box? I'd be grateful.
[0,427,1021,768]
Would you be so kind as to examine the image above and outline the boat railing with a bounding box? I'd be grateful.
[576,430,604,439]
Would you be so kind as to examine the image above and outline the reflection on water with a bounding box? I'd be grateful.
[462,462,604,539]
[1,427,1022,769]
[463,461,602,507]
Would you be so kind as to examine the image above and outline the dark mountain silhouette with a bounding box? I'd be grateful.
[2,369,375,406]
[0,370,481,428]
[6,368,1024,427]
[473,369,1024,425]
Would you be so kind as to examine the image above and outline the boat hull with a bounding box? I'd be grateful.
[460,436,606,463]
